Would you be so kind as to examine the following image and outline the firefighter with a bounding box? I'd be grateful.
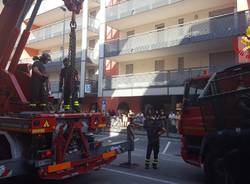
[59,57,80,112]
[30,53,51,108]
[144,109,166,169]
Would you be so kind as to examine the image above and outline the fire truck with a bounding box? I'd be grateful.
[179,63,250,183]
[0,0,128,180]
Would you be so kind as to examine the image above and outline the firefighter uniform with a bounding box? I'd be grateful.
[30,53,51,107]
[59,58,80,112]
[144,110,165,169]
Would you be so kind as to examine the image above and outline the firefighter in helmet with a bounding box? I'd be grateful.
[59,57,80,112]
[144,108,166,169]
[30,53,51,108]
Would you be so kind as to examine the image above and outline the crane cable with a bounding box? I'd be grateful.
[68,12,77,68]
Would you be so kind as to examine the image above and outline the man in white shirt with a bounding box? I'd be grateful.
[168,111,176,129]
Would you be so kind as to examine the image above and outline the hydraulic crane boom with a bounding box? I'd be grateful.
[0,0,84,113]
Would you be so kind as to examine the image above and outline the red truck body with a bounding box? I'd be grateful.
[179,63,250,183]
[179,75,209,167]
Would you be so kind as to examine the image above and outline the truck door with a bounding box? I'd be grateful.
[179,77,209,166]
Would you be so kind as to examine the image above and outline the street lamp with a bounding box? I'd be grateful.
[60,6,67,62]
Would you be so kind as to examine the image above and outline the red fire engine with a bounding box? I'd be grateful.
[179,64,250,183]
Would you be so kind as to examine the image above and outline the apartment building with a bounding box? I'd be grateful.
[99,0,249,113]
[0,0,249,113]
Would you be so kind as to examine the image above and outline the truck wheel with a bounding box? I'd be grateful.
[214,157,234,184]
[0,135,11,160]
[204,152,215,184]
[204,153,234,184]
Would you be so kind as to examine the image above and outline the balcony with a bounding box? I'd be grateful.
[105,0,235,29]
[105,10,248,58]
[89,0,100,8]
[48,49,98,71]
[106,0,183,22]
[21,48,99,72]
[50,79,98,97]
[103,65,232,90]
[28,16,100,45]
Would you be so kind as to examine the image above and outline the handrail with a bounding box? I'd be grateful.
[106,9,248,42]
[107,65,231,79]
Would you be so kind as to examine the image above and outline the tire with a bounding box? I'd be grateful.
[204,152,235,184]
[204,152,215,184]
[214,157,234,184]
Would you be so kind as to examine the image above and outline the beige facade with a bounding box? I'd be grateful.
[99,0,249,112]
[119,6,236,38]
[118,52,210,75]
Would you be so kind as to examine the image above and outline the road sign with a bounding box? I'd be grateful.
[85,84,91,93]
[102,99,106,105]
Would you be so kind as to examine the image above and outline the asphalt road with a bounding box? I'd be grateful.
[2,133,204,184]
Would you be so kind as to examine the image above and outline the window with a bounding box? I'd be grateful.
[88,69,95,79]
[178,57,184,71]
[178,18,184,25]
[89,39,96,49]
[194,14,198,20]
[126,30,135,37]
[155,23,165,42]
[184,79,208,107]
[155,23,165,31]
[89,10,97,18]
[125,64,133,74]
[178,18,184,34]
[209,7,235,17]
[42,50,51,54]
[155,60,165,71]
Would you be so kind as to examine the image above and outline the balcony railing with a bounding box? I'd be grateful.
[49,48,82,61]
[87,48,99,65]
[20,49,98,72]
[50,79,97,95]
[105,10,248,57]
[21,48,98,63]
[88,17,100,33]
[91,0,100,4]
[106,0,183,22]
[28,16,100,43]
[103,65,234,90]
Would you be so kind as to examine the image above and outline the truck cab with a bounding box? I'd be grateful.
[180,64,250,183]
[179,75,209,167]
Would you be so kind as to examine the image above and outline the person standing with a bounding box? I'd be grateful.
[59,58,80,112]
[30,53,51,108]
[168,111,177,133]
[144,109,166,169]
[176,111,181,132]
[160,109,167,135]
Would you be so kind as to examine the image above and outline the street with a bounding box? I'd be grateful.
[2,134,204,184]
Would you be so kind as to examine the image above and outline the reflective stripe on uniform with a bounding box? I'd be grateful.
[153,159,158,163]
[64,105,70,110]
[73,101,79,106]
